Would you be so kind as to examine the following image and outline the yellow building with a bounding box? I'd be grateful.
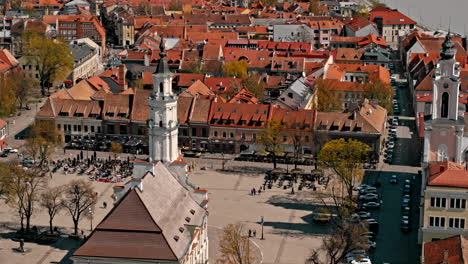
[420,161,468,245]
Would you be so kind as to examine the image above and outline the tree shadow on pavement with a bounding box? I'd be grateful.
[263,195,337,236]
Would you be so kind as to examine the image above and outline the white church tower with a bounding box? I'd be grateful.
[423,33,464,164]
[148,38,179,163]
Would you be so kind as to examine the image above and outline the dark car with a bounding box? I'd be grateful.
[401,219,411,232]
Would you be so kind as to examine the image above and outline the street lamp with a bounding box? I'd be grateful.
[260,216,264,240]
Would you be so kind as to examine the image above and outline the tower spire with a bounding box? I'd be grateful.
[440,32,456,59]
[155,37,170,74]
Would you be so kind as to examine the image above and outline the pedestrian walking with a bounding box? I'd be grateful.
[253,188,256,195]
[248,229,251,237]
[253,230,256,237]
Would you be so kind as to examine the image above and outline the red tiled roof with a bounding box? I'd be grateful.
[428,161,468,188]
[423,235,468,264]
[370,6,417,25]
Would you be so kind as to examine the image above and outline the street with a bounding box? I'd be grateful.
[363,67,422,263]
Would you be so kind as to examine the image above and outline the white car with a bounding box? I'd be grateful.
[387,142,395,149]
[3,147,18,153]
[359,193,379,201]
[366,241,377,248]
[351,257,372,264]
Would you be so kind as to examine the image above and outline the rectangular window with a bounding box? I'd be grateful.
[252,133,257,140]
[241,132,246,139]
[202,128,208,137]
[97,127,101,133]
[214,131,218,137]
[222,132,226,138]
[430,197,446,208]
[84,126,88,132]
[192,128,197,137]
[57,124,61,130]
[91,126,95,133]
[230,132,234,138]
[107,125,114,134]
[448,218,465,229]
[429,216,446,227]
[73,125,77,131]
[120,125,127,134]
[449,198,466,209]
[283,136,287,142]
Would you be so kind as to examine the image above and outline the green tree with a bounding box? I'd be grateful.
[318,138,370,201]
[354,5,369,18]
[224,60,248,79]
[9,72,38,110]
[363,77,393,114]
[314,78,342,112]
[23,33,73,96]
[257,121,284,169]
[217,223,256,264]
[110,141,123,160]
[62,179,97,236]
[242,72,266,100]
[0,75,16,117]
[24,120,62,168]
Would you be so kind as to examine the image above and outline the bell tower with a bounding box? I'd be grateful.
[423,33,464,164]
[147,38,179,163]
[431,33,461,120]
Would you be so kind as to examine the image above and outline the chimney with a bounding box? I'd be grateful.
[119,64,127,91]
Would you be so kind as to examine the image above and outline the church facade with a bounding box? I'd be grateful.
[420,34,468,246]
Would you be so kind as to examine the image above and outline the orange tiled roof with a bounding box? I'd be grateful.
[428,161,468,188]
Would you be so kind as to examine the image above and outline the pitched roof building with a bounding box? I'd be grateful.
[72,162,209,264]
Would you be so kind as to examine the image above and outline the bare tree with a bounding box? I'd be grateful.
[40,186,63,234]
[306,221,369,264]
[24,120,62,168]
[217,223,256,264]
[62,180,97,236]
[1,163,46,232]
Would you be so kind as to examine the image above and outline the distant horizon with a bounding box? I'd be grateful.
[383,0,467,35]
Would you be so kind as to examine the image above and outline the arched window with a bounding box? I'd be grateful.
[441,92,449,118]
[159,83,164,93]
[437,144,448,161]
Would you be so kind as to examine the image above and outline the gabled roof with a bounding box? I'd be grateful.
[73,162,207,261]
[428,161,468,188]
[181,80,214,97]
[423,235,468,264]
[98,189,162,232]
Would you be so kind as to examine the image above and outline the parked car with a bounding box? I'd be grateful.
[384,156,393,164]
[359,193,379,201]
[401,201,410,209]
[366,241,377,249]
[387,142,395,149]
[346,251,368,263]
[402,206,411,216]
[390,175,398,183]
[362,202,380,209]
[354,211,371,219]
[351,257,372,264]
[401,219,411,232]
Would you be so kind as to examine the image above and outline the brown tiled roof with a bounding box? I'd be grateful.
[130,89,151,121]
[173,73,205,88]
[98,189,162,232]
[177,96,193,124]
[191,98,212,123]
[181,80,214,97]
[315,100,387,133]
[424,235,468,264]
[73,230,177,260]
